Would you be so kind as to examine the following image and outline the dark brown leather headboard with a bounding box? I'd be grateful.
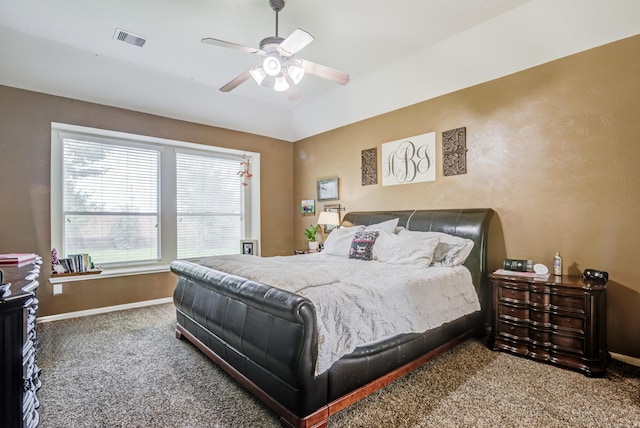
[342,208,494,299]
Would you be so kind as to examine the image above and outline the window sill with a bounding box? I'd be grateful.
[48,264,171,284]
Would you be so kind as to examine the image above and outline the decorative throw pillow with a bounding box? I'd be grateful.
[323,226,365,257]
[349,230,380,261]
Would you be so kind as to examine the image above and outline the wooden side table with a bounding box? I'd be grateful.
[488,272,608,377]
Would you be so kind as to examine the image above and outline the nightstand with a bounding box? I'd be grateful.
[488,273,608,377]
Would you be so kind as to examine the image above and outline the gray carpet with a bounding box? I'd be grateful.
[36,303,640,427]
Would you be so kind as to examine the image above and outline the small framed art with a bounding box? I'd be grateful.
[240,240,258,256]
[301,199,315,216]
[317,178,339,201]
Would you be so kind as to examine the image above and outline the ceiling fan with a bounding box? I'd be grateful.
[201,0,349,99]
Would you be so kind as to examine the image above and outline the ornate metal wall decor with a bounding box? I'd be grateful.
[361,148,377,186]
[381,132,436,186]
[442,127,467,176]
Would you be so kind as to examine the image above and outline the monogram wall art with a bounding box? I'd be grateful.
[381,132,436,186]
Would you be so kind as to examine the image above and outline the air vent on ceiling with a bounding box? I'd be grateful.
[113,28,148,47]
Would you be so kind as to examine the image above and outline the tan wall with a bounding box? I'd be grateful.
[293,35,640,358]
[0,86,294,317]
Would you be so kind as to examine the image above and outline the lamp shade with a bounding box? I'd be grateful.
[317,211,340,226]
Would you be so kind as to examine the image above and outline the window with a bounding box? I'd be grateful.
[176,150,244,259]
[51,123,260,271]
[62,138,160,265]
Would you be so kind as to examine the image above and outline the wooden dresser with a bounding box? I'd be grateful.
[0,258,42,427]
[488,272,608,377]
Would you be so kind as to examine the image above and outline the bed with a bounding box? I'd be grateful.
[171,208,493,428]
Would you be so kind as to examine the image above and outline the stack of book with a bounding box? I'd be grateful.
[0,253,38,265]
[55,253,97,274]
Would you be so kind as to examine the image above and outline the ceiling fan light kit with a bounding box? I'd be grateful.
[263,56,282,76]
[202,0,349,99]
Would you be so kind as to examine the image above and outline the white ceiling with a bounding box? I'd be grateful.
[1,0,639,142]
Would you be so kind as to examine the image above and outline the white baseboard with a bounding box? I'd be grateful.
[611,352,640,368]
[37,297,173,323]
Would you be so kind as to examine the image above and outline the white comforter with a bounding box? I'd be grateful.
[199,253,480,375]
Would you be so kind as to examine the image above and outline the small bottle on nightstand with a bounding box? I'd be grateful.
[553,251,563,275]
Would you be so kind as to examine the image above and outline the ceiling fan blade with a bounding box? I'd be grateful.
[201,37,264,55]
[219,70,252,92]
[277,29,315,57]
[300,60,350,85]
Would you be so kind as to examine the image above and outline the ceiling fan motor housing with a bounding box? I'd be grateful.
[269,0,285,13]
[259,36,285,52]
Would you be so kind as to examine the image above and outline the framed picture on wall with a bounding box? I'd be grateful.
[301,199,315,216]
[317,178,339,201]
[240,240,258,256]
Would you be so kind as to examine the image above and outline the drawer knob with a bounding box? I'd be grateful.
[566,318,571,323]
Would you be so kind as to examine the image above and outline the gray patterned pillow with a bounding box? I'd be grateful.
[349,230,380,261]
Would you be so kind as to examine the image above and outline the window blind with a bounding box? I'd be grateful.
[62,138,160,265]
[176,151,244,259]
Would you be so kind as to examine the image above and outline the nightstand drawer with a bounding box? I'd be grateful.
[551,294,586,313]
[499,286,528,302]
[551,314,585,333]
[529,292,549,306]
[551,333,585,354]
[529,329,551,344]
[497,320,528,339]
[498,304,528,319]
[529,309,550,324]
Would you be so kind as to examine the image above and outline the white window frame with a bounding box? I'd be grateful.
[50,122,260,279]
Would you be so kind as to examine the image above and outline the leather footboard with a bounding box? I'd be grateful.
[326,312,482,400]
[176,308,329,416]
[171,260,329,418]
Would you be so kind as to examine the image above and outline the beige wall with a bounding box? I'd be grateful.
[2,34,638,357]
[293,35,640,358]
[0,86,294,316]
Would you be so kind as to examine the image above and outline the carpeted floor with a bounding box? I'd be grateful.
[36,303,640,427]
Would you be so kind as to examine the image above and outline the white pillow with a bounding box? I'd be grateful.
[373,230,440,268]
[322,225,365,257]
[398,230,474,267]
[365,218,399,234]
